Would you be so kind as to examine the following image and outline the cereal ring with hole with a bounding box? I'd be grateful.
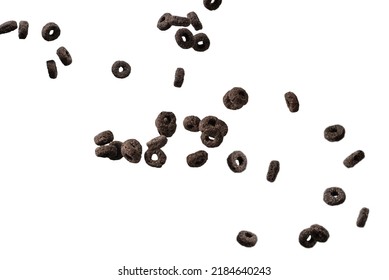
[111,60,131,79]
[187,11,203,31]
[174,67,185,88]
[356,207,369,228]
[155,111,177,137]
[284,91,299,112]
[183,115,201,132]
[310,224,330,243]
[223,87,248,110]
[187,150,208,167]
[175,28,194,49]
[236,230,257,248]
[169,15,190,27]
[198,116,228,136]
[192,33,210,52]
[0,20,17,34]
[323,187,346,206]
[108,141,123,160]
[94,130,114,146]
[46,60,57,79]
[227,151,247,173]
[95,145,117,158]
[201,127,224,148]
[144,148,167,168]
[299,228,317,248]
[18,21,29,39]
[343,150,365,168]
[41,22,61,41]
[324,124,345,142]
[157,13,172,31]
[121,139,142,163]
[146,135,168,150]
[203,0,222,11]
[56,46,72,66]
[266,160,280,182]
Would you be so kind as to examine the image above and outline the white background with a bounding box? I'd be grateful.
[0,0,388,279]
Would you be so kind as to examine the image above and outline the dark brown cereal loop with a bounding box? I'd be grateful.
[266,160,280,182]
[175,28,195,49]
[216,119,228,136]
[169,16,190,27]
[0,20,17,34]
[298,228,317,248]
[108,141,123,160]
[236,230,257,248]
[144,148,167,168]
[94,130,114,146]
[46,60,58,79]
[121,139,142,163]
[198,116,228,136]
[323,187,346,206]
[343,150,365,168]
[95,145,117,158]
[227,151,247,173]
[324,124,345,142]
[187,11,203,31]
[174,67,185,88]
[203,0,222,11]
[223,87,249,110]
[155,111,177,137]
[183,115,201,132]
[186,150,208,167]
[310,224,330,243]
[356,207,369,228]
[200,127,224,148]
[18,21,29,39]
[41,22,61,41]
[146,135,168,150]
[284,91,299,113]
[157,13,172,31]
[192,33,210,52]
[111,60,131,79]
[56,46,72,66]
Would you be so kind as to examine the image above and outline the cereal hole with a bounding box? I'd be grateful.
[331,190,338,197]
[151,154,158,160]
[245,232,253,238]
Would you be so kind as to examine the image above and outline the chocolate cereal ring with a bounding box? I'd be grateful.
[175,28,194,49]
[56,46,72,66]
[201,127,224,148]
[299,228,317,248]
[18,21,29,39]
[356,207,369,228]
[169,15,190,27]
[94,130,114,146]
[187,150,208,167]
[223,87,248,110]
[183,115,200,132]
[227,151,247,173]
[108,141,123,160]
[198,116,228,136]
[192,33,210,52]
[187,12,203,31]
[46,60,57,79]
[324,124,345,142]
[203,0,222,11]
[236,230,257,248]
[146,135,168,150]
[0,20,17,34]
[144,148,167,168]
[41,22,61,41]
[121,139,142,163]
[155,111,177,137]
[157,13,172,31]
[111,60,131,79]
[95,145,117,158]
[310,224,330,243]
[174,67,185,88]
[266,160,280,182]
[323,187,346,206]
[343,150,365,168]
[284,91,299,113]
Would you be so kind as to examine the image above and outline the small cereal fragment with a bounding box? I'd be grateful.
[343,150,365,168]
[324,124,345,142]
[310,224,330,243]
[95,145,117,158]
[200,127,224,148]
[146,135,168,150]
[56,46,72,66]
[46,60,58,79]
[187,11,203,31]
[121,139,142,163]
[187,150,208,167]
[169,15,190,27]
[356,207,369,228]
[175,28,194,49]
[157,13,172,31]
[227,151,247,173]
[236,230,257,248]
[203,0,222,11]
[174,67,185,88]
[323,187,346,206]
[183,115,201,132]
[41,22,61,41]
[299,228,317,248]
[155,111,177,137]
[266,160,280,182]
[192,33,210,52]
[144,148,167,168]
[94,130,114,146]
[0,20,17,34]
[284,91,299,113]
[111,60,131,79]
[18,21,29,39]
[108,141,123,160]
